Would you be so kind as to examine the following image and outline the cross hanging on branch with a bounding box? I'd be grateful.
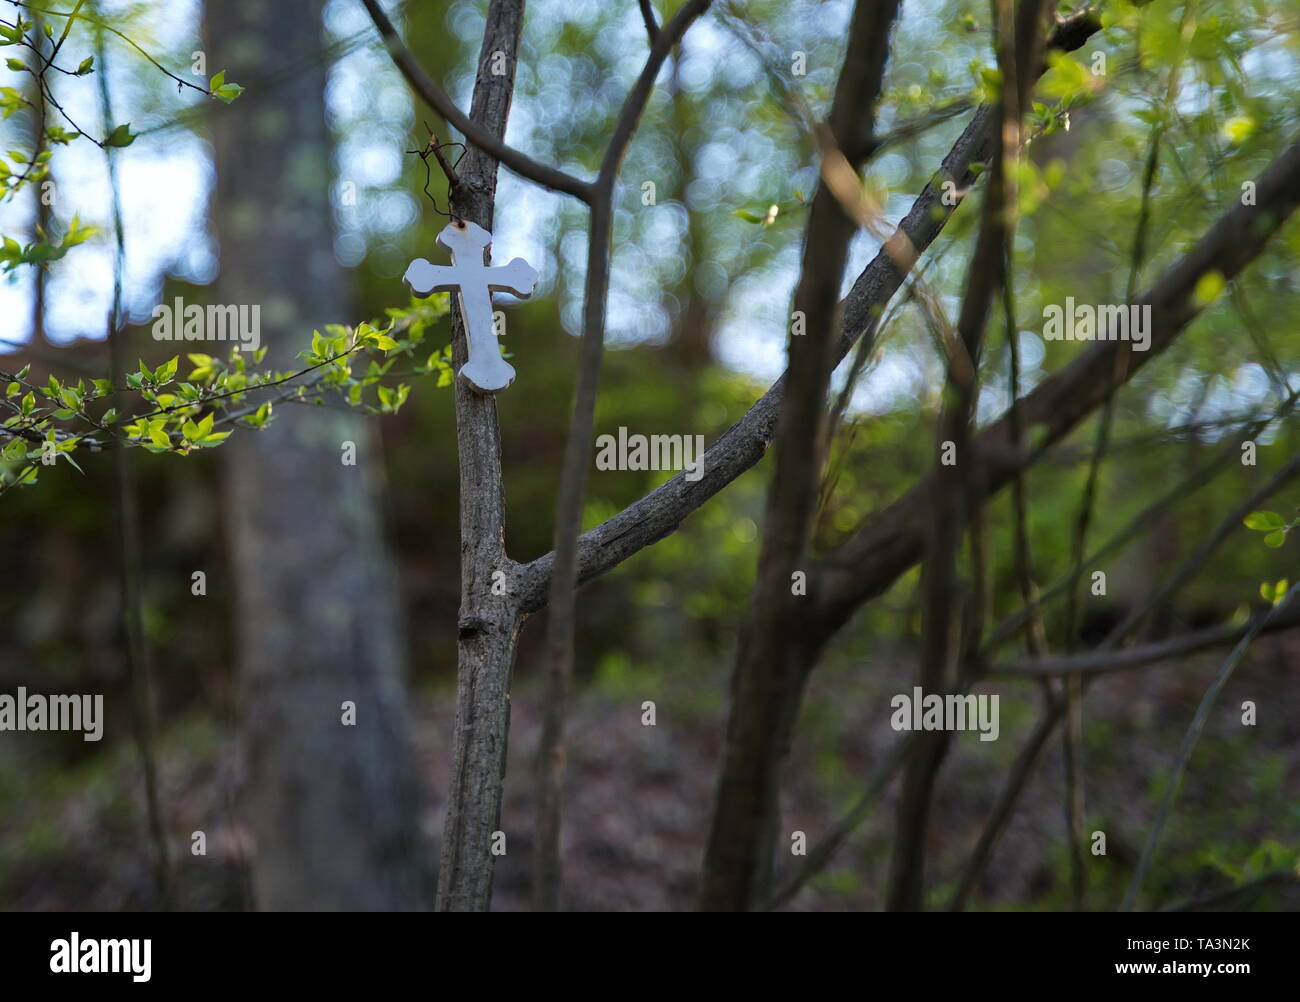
[403,220,539,394]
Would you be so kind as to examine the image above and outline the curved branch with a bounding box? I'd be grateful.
[1121,581,1300,911]
[813,132,1300,639]
[515,103,996,613]
[638,0,659,44]
[991,597,1300,678]
[513,8,1104,615]
[358,0,593,202]
[700,0,902,913]
[535,0,712,910]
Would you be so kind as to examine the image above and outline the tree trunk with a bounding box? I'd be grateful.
[698,0,901,911]
[435,0,528,913]
[207,0,427,911]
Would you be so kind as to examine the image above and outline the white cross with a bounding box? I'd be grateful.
[403,220,539,394]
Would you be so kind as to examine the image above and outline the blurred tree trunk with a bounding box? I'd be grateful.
[206,0,427,910]
[27,10,49,347]
[665,43,713,369]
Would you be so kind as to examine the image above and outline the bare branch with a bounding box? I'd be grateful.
[358,0,593,202]
[1104,453,1300,646]
[434,0,528,913]
[981,387,1298,654]
[699,0,901,912]
[535,0,713,911]
[638,0,659,44]
[514,7,1105,617]
[1121,582,1300,911]
[948,695,1060,911]
[991,597,1300,678]
[720,127,1300,905]
[814,132,1300,640]
[887,0,1053,911]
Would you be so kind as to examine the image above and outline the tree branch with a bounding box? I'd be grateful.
[638,0,659,44]
[358,0,593,202]
[888,0,1052,912]
[514,7,1104,616]
[813,132,1300,640]
[990,596,1300,678]
[433,0,528,913]
[699,0,901,912]
[1121,581,1300,911]
[534,0,712,910]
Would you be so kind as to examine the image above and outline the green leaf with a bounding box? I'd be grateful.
[1264,530,1287,549]
[209,72,244,104]
[45,125,79,145]
[5,57,25,72]
[732,209,765,224]
[373,335,399,351]
[187,353,216,381]
[105,123,135,148]
[244,401,272,428]
[76,56,94,76]
[1193,270,1225,307]
[154,356,178,385]
[1222,115,1254,145]
[1244,511,1286,531]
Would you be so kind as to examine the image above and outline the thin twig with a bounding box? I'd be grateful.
[536,0,713,912]
[1121,582,1300,911]
[96,31,172,909]
[638,0,659,43]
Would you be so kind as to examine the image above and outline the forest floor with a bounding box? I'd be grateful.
[3,630,1298,911]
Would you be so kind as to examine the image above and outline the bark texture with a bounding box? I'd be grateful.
[698,0,901,911]
[209,0,426,911]
[435,0,528,913]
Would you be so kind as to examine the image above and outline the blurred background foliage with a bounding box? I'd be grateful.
[0,0,1297,909]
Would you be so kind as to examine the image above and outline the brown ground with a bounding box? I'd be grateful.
[4,629,1297,911]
